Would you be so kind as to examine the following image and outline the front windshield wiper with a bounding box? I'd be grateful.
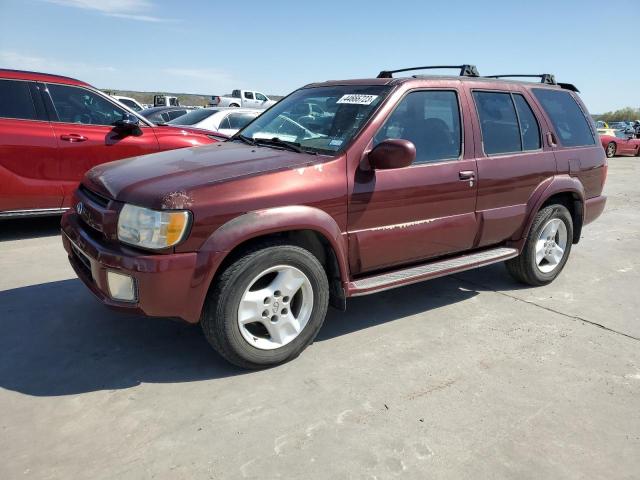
[253,137,303,153]
[233,134,256,146]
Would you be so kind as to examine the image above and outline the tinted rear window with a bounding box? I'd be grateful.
[533,89,595,147]
[0,79,38,120]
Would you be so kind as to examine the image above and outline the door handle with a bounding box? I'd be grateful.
[60,134,88,143]
[546,132,557,147]
[459,170,475,187]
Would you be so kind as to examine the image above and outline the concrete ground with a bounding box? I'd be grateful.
[1,158,639,480]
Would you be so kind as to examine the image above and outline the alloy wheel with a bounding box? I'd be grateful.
[237,265,314,350]
[535,218,568,273]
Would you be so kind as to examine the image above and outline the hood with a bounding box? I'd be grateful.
[84,141,319,209]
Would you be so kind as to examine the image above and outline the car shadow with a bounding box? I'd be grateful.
[0,216,62,242]
[0,265,520,397]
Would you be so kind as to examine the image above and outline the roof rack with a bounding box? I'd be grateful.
[485,74,557,85]
[377,64,480,79]
[484,73,580,92]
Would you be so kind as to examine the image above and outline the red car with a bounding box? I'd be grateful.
[600,130,640,158]
[62,65,607,368]
[0,69,220,218]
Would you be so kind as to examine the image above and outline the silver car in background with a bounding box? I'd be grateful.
[167,107,261,136]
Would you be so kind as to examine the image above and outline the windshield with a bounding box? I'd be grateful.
[237,85,391,154]
[167,108,218,125]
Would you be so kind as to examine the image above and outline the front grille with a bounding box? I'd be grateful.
[79,184,109,208]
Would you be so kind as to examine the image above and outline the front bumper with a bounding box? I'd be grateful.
[61,212,217,323]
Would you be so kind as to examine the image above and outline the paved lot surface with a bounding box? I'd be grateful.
[1,158,639,479]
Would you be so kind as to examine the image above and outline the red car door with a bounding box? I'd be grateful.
[44,83,160,207]
[0,79,63,213]
[347,87,479,274]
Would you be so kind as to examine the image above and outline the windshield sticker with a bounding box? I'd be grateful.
[329,139,343,147]
[336,94,378,105]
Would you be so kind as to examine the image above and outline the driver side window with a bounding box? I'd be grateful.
[255,93,267,101]
[374,90,462,164]
[47,84,126,126]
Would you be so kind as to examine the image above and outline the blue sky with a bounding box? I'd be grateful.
[1,0,638,113]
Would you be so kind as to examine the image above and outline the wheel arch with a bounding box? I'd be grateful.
[200,206,349,310]
[513,176,585,248]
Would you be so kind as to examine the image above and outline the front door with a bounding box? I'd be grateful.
[44,83,160,206]
[348,89,478,274]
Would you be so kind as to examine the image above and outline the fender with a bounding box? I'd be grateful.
[510,175,585,250]
[200,205,350,283]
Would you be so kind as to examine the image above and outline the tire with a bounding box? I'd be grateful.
[506,204,573,286]
[229,103,240,108]
[201,242,329,368]
[605,142,616,158]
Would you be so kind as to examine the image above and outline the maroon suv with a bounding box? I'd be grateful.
[61,65,607,368]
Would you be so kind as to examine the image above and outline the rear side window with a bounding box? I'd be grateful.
[473,91,542,155]
[533,89,595,147]
[473,92,521,154]
[513,94,541,150]
[374,90,462,164]
[0,79,38,120]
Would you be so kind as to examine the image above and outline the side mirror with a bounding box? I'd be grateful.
[114,113,140,132]
[368,139,416,169]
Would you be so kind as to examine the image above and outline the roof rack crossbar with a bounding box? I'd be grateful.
[377,64,479,79]
[485,74,557,85]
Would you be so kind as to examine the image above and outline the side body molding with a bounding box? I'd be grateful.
[200,205,350,283]
[510,175,585,249]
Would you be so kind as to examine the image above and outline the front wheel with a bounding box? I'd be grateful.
[605,142,616,158]
[201,243,329,368]
[506,204,573,286]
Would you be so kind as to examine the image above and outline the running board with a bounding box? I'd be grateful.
[348,247,518,296]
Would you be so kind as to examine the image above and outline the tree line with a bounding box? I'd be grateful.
[593,107,640,122]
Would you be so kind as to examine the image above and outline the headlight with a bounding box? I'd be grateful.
[117,204,191,249]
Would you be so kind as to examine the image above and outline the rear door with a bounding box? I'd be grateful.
[347,88,479,274]
[44,83,160,206]
[469,88,557,247]
[243,91,258,108]
[0,79,62,212]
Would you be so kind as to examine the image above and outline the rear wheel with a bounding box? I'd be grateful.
[605,142,616,158]
[201,243,329,368]
[506,204,573,286]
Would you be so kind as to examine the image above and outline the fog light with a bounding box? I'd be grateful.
[107,271,137,302]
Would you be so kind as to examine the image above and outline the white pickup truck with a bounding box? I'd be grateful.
[209,89,276,109]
